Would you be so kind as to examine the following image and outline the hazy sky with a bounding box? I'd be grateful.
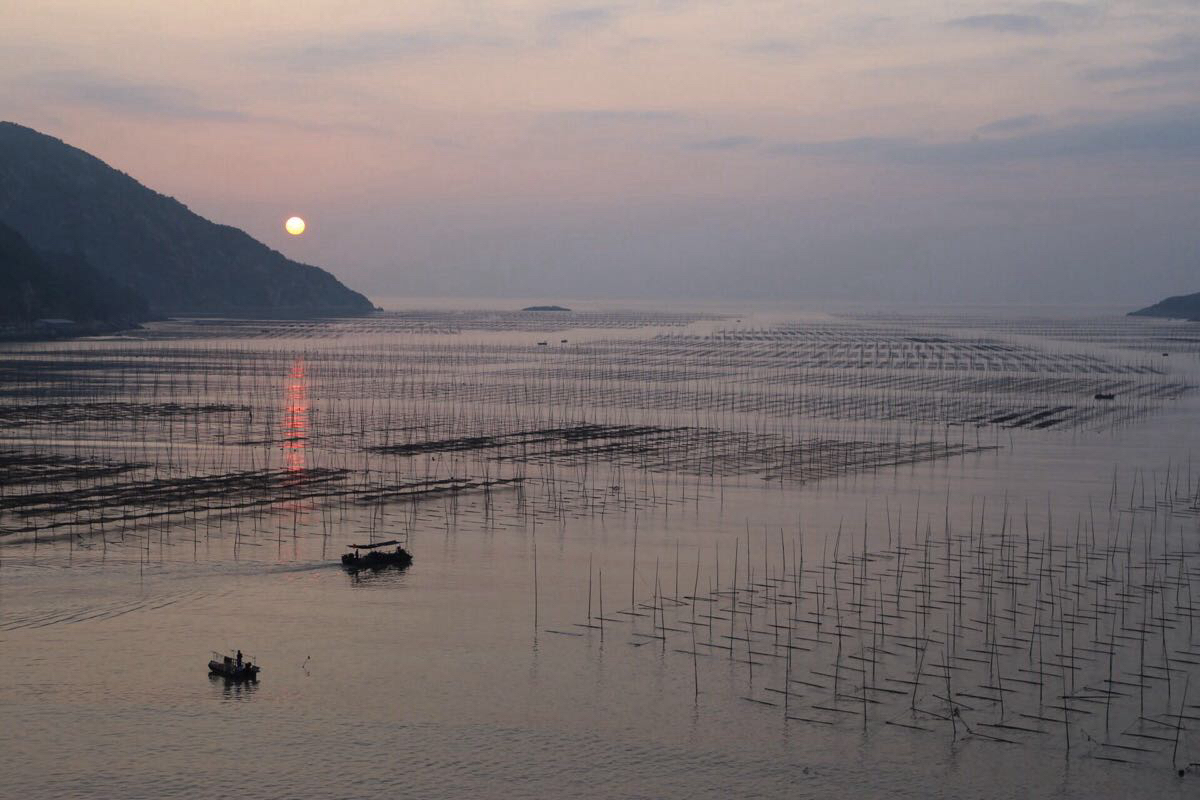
[4,1,1199,305]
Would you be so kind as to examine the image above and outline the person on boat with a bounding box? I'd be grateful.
[236,650,243,668]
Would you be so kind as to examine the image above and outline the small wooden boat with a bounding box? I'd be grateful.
[209,651,260,681]
[1094,392,1116,400]
[341,539,413,571]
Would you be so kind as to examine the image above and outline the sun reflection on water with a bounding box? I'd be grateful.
[283,358,308,475]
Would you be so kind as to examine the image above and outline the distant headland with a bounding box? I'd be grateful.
[0,122,375,325]
[1129,292,1200,321]
[522,305,572,312]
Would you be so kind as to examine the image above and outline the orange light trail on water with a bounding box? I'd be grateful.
[283,358,308,474]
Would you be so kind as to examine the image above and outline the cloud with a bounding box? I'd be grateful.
[1029,1,1097,21]
[263,9,617,67]
[537,6,618,43]
[534,107,685,143]
[766,137,910,158]
[703,107,1200,164]
[976,114,1044,134]
[26,72,248,122]
[689,135,759,150]
[1082,34,1200,82]
[919,107,1200,162]
[946,14,1053,34]
[738,39,806,57]
[541,6,617,33]
[18,71,392,135]
[544,109,684,126]
[261,30,489,71]
[946,3,1100,36]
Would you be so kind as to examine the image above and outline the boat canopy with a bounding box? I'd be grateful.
[348,540,402,549]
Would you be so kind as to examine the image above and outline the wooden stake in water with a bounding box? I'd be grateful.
[532,519,539,633]
[692,622,699,699]
[1174,673,1190,774]
[599,568,605,642]
[631,510,638,611]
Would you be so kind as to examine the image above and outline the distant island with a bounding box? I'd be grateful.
[0,121,375,319]
[522,305,572,312]
[1129,292,1200,321]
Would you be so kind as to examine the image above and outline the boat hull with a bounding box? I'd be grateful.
[208,660,260,681]
[341,548,413,571]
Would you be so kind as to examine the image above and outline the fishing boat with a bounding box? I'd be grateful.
[341,539,413,571]
[208,650,260,681]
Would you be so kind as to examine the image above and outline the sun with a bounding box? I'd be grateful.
[285,216,306,236]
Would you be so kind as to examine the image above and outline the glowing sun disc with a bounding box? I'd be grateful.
[285,216,306,235]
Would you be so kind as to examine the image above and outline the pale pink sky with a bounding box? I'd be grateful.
[4,1,1199,304]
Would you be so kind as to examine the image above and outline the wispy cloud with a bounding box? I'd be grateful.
[536,5,620,45]
[27,72,248,121]
[1029,1,1097,21]
[946,2,1101,36]
[1082,34,1200,82]
[260,29,503,71]
[695,107,1200,164]
[689,135,759,150]
[19,71,392,135]
[532,107,686,148]
[918,107,1200,162]
[946,13,1054,34]
[542,6,617,34]
[738,39,806,57]
[767,137,909,157]
[260,9,619,68]
[544,108,684,126]
[977,114,1044,134]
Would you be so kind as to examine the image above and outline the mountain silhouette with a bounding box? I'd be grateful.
[1130,292,1200,321]
[0,121,374,316]
[0,219,150,329]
